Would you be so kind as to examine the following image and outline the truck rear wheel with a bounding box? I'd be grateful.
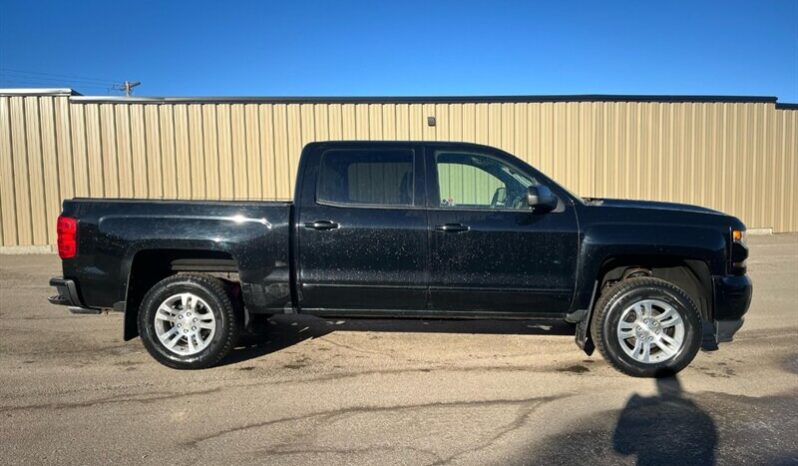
[138,274,238,369]
[590,277,702,377]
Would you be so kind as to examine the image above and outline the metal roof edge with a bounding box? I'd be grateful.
[0,88,788,106]
[0,88,80,96]
[66,94,780,105]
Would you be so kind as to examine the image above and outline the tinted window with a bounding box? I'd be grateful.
[436,151,536,210]
[318,149,414,206]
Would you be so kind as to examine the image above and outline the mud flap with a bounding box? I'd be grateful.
[573,281,598,355]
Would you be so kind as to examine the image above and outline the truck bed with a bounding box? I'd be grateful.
[60,198,293,318]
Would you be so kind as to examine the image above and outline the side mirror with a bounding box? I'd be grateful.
[527,185,558,211]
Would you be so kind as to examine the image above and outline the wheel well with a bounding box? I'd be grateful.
[123,249,239,340]
[596,256,713,322]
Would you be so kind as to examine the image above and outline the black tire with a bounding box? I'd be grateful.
[138,273,238,369]
[590,277,702,377]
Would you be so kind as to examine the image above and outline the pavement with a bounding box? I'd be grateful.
[0,234,796,465]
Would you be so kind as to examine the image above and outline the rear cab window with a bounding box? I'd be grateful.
[317,149,415,207]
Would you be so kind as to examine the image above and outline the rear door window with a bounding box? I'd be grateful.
[317,149,414,207]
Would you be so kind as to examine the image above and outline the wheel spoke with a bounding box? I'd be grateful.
[198,321,214,330]
[187,334,196,352]
[631,338,642,355]
[155,306,175,322]
[165,331,183,349]
[658,311,682,328]
[655,338,677,358]
[159,326,178,342]
[639,341,651,362]
[660,332,681,349]
[618,328,635,339]
[643,301,654,318]
[619,321,635,331]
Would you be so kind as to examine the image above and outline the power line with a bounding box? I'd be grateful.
[0,78,113,93]
[0,71,115,87]
[0,77,112,89]
[0,67,115,85]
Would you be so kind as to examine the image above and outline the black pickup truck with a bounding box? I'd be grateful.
[49,141,752,376]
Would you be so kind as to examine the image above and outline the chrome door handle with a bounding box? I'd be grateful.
[435,223,470,233]
[304,220,339,230]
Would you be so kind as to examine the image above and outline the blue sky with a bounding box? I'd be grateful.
[1,0,796,101]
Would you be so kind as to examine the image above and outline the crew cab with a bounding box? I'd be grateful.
[49,141,752,376]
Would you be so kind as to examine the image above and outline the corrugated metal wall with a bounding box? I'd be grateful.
[1,90,796,248]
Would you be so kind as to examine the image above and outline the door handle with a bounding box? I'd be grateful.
[304,220,339,230]
[435,223,470,233]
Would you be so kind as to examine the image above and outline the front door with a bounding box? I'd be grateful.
[297,145,428,313]
[426,146,578,316]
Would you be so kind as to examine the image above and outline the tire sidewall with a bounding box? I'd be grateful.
[138,276,234,369]
[600,283,702,376]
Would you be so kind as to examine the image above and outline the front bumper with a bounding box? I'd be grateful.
[49,277,101,314]
[713,274,753,342]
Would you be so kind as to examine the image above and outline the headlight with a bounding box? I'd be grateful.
[732,229,747,247]
[730,229,747,273]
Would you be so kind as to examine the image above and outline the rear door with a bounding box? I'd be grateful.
[296,144,428,313]
[425,144,579,316]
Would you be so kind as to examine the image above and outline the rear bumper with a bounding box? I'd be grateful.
[49,277,101,314]
[712,274,753,342]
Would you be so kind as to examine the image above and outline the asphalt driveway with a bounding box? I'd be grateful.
[1,234,796,465]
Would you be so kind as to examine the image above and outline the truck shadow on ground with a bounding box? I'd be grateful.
[528,376,719,465]
[611,376,717,465]
[220,314,575,366]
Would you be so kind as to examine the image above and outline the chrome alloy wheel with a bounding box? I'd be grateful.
[153,292,216,356]
[616,299,685,364]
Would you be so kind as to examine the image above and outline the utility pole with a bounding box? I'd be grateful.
[113,80,141,96]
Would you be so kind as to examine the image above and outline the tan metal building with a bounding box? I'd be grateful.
[0,88,796,250]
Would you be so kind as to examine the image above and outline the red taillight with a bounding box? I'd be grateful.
[57,215,78,259]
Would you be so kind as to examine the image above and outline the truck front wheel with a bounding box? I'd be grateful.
[138,274,239,369]
[590,277,702,377]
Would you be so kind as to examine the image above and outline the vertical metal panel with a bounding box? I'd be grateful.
[99,104,119,198]
[9,97,32,245]
[158,105,177,199]
[144,105,163,198]
[187,104,205,199]
[24,97,48,244]
[84,103,104,198]
[271,104,290,197]
[114,104,134,198]
[201,105,220,200]
[172,104,190,199]
[129,105,148,198]
[245,104,263,200]
[1,93,797,247]
[215,104,234,199]
[230,104,247,199]
[0,97,16,245]
[39,97,61,244]
[286,104,302,194]
[259,104,276,199]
